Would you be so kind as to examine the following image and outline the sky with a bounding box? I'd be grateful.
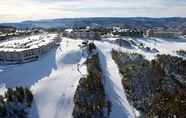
[0,0,186,23]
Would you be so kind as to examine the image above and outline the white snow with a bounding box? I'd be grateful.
[95,37,186,118]
[29,38,87,118]
[96,41,136,118]
[0,83,6,96]
[0,37,87,118]
[104,37,186,60]
[136,38,186,56]
[0,33,57,52]
[0,36,186,118]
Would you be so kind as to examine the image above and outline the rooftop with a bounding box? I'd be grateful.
[0,33,58,52]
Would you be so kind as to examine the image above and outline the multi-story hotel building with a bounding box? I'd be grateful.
[0,34,61,64]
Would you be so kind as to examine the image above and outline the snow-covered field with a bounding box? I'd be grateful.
[102,37,186,60]
[0,36,186,118]
[0,37,87,118]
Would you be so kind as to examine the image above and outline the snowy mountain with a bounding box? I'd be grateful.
[0,35,186,118]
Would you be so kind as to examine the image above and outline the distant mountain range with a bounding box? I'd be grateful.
[0,25,15,29]
[1,17,186,30]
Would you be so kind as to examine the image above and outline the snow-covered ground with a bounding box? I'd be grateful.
[136,38,186,58]
[0,36,186,118]
[29,38,87,118]
[102,37,186,60]
[96,41,136,118]
[95,37,186,118]
[0,37,87,118]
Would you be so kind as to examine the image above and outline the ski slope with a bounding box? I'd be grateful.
[29,38,87,118]
[96,41,136,118]
[0,37,87,118]
[102,37,186,60]
[0,36,186,118]
[95,37,186,118]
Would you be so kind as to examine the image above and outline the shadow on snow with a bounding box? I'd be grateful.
[0,48,58,88]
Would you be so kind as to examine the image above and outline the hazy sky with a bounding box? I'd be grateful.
[0,0,186,23]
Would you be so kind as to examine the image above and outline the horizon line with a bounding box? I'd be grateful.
[1,16,186,24]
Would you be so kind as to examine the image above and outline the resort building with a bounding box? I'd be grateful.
[63,29,100,40]
[146,29,182,39]
[0,34,61,64]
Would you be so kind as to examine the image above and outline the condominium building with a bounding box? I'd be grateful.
[0,34,61,64]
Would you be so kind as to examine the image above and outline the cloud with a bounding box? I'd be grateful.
[0,0,186,23]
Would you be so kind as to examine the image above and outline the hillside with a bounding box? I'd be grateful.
[1,17,186,30]
[0,36,186,118]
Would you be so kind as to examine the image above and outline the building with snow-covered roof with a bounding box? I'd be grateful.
[146,29,182,39]
[63,29,100,40]
[0,34,61,64]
